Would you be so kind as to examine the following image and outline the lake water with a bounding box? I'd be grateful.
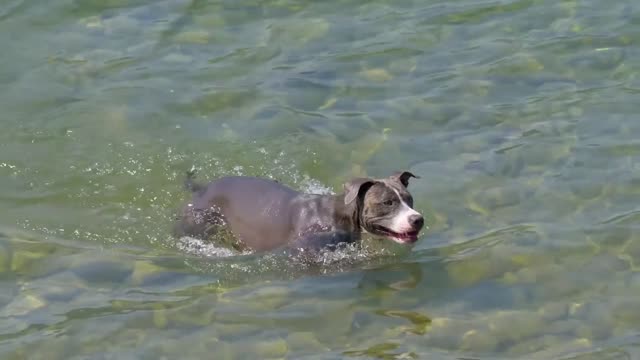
[1,0,640,358]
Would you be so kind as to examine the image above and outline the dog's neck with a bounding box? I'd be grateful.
[331,193,362,234]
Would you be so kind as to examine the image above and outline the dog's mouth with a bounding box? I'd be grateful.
[371,225,421,244]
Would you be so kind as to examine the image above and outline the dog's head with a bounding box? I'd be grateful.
[343,171,425,244]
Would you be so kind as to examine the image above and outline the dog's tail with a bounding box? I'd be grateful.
[184,168,205,193]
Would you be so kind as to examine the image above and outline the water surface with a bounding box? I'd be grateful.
[1,0,640,358]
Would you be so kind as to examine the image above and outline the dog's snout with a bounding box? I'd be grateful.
[409,214,424,229]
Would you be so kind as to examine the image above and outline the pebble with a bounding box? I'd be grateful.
[461,329,498,353]
[174,30,211,44]
[0,294,46,317]
[286,331,328,353]
[153,305,168,329]
[129,260,177,286]
[446,257,494,287]
[269,18,330,46]
[10,249,49,274]
[222,284,292,310]
[163,53,194,64]
[70,258,133,284]
[250,338,289,358]
[361,68,394,82]
[538,302,569,322]
[217,323,260,340]
[424,317,468,351]
[507,334,566,356]
[548,318,583,336]
[487,310,544,343]
[472,185,522,211]
[489,52,544,76]
[0,240,11,273]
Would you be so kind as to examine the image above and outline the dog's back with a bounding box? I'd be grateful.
[176,173,302,251]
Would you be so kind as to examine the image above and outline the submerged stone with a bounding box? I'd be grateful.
[471,186,522,211]
[0,240,11,273]
[217,323,260,340]
[375,309,432,335]
[29,334,73,360]
[11,249,49,275]
[317,97,337,111]
[194,13,226,28]
[360,68,394,82]
[506,334,567,357]
[623,234,640,266]
[153,304,168,329]
[171,303,216,328]
[39,283,84,303]
[389,57,417,74]
[446,257,494,287]
[109,328,148,351]
[628,272,640,289]
[129,260,177,286]
[250,338,289,358]
[1,294,46,317]
[568,106,583,118]
[569,47,625,72]
[558,347,635,360]
[423,317,469,350]
[548,318,583,336]
[79,15,103,29]
[489,52,544,76]
[3,234,57,274]
[102,13,138,35]
[487,310,545,344]
[315,304,356,343]
[70,258,133,284]
[163,53,194,64]
[531,338,592,358]
[222,284,292,310]
[569,181,604,200]
[612,298,640,326]
[461,329,498,353]
[173,30,211,44]
[268,18,330,46]
[287,331,327,353]
[538,302,570,322]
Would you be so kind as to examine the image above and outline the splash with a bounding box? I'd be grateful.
[178,233,401,283]
[14,136,406,281]
[299,174,334,195]
[176,236,246,258]
[16,140,334,249]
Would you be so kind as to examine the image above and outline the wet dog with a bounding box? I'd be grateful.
[173,170,425,253]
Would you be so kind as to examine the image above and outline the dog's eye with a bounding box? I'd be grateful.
[383,200,394,206]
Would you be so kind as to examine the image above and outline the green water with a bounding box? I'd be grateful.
[1,0,640,358]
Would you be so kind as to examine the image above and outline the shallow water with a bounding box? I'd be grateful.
[1,0,640,358]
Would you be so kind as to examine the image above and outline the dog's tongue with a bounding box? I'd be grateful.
[396,231,419,243]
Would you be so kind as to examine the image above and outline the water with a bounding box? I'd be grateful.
[1,0,640,358]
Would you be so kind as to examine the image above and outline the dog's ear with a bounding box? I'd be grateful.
[344,177,375,205]
[390,171,420,188]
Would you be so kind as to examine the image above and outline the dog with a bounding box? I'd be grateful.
[173,170,425,253]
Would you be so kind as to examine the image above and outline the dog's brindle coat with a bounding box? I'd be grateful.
[174,171,425,252]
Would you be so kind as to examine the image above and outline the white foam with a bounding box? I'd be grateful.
[299,175,334,195]
[177,236,248,258]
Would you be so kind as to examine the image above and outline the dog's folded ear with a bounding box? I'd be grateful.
[390,171,420,187]
[344,177,375,205]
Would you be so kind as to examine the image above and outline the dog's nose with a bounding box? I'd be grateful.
[409,214,424,229]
